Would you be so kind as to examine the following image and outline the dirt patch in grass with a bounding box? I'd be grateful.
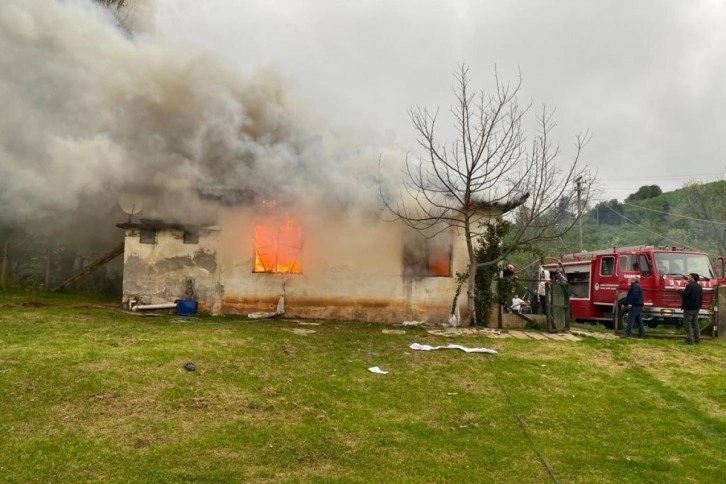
[631,346,708,376]
[18,301,49,308]
[586,349,627,372]
[51,384,302,446]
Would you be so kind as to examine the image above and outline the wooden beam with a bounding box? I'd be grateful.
[52,243,124,292]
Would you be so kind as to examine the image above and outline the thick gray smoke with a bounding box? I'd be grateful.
[0,0,400,250]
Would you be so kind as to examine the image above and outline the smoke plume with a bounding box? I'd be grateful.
[0,0,401,251]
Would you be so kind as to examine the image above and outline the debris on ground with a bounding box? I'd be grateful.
[248,295,285,319]
[409,343,497,354]
[171,317,202,324]
[368,366,388,374]
[382,329,406,335]
[569,329,619,339]
[396,320,425,327]
[282,328,316,335]
[427,328,498,337]
[248,312,278,319]
[183,362,196,372]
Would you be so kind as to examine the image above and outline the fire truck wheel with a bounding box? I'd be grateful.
[611,300,627,331]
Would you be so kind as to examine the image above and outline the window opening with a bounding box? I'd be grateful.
[253,217,302,274]
[600,256,615,276]
[653,252,713,278]
[638,254,651,277]
[403,231,452,277]
[140,228,156,244]
[619,255,628,272]
[183,230,199,244]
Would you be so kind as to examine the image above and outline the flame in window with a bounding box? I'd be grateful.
[427,248,451,277]
[253,217,302,273]
[403,231,452,277]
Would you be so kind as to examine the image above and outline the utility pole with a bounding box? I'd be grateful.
[576,176,583,252]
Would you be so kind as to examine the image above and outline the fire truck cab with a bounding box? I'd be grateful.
[544,247,725,328]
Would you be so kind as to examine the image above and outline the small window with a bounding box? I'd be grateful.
[140,228,156,244]
[253,217,302,273]
[638,254,651,277]
[403,231,452,277]
[600,256,615,276]
[183,230,199,244]
[619,255,629,272]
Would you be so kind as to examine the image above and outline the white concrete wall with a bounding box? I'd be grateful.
[121,205,489,323]
[121,226,220,306]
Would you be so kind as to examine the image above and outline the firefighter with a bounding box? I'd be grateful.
[619,275,645,338]
[678,273,703,344]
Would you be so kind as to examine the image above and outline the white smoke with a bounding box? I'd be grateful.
[0,0,403,248]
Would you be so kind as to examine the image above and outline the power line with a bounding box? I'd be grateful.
[600,204,702,251]
[596,175,724,196]
[476,330,561,484]
[621,202,726,225]
[599,174,722,182]
[486,356,561,484]
[589,197,726,225]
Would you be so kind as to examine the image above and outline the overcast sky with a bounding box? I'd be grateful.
[155,0,726,202]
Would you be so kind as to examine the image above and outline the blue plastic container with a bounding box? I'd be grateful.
[177,300,198,316]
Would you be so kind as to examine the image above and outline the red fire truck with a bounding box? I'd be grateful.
[543,246,726,328]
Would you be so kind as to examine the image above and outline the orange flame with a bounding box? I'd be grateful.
[428,249,451,277]
[253,217,302,273]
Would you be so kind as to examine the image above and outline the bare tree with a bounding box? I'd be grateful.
[381,64,592,325]
[94,0,133,28]
[95,0,127,11]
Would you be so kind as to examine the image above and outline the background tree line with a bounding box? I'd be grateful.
[505,179,726,267]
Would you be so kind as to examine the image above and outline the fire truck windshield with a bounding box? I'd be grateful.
[653,252,713,279]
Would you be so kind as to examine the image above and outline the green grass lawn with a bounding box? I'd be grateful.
[1,291,724,483]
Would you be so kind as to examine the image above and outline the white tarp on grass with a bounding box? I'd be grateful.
[409,343,497,354]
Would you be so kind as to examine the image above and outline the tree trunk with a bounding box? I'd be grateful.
[465,217,477,325]
[467,261,477,325]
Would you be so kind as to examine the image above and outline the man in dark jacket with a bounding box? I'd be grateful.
[678,273,703,344]
[620,276,645,338]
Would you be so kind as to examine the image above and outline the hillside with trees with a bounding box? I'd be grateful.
[482,179,726,316]
[516,179,726,263]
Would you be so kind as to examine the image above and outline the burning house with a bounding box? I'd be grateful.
[3,1,528,322]
[116,199,508,323]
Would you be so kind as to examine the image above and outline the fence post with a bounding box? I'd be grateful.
[718,285,726,340]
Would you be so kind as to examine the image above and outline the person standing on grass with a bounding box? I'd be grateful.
[620,275,645,338]
[678,273,703,344]
[537,270,549,315]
